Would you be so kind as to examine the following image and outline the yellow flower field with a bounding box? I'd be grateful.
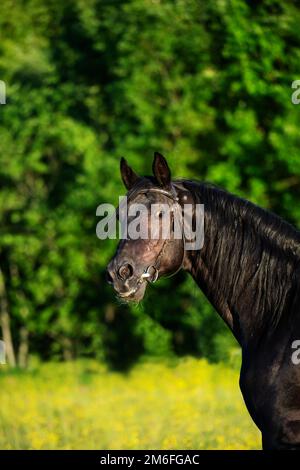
[0,358,261,450]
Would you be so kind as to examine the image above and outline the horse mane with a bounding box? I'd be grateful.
[177,178,300,336]
[179,179,300,258]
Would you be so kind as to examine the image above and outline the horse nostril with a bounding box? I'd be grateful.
[118,263,134,281]
[106,269,114,285]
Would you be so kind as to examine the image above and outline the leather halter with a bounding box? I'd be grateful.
[125,184,186,283]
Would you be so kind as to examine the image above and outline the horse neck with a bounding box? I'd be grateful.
[183,182,300,349]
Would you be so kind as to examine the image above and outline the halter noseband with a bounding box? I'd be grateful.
[125,184,186,284]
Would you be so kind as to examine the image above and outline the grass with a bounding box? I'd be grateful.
[0,358,261,449]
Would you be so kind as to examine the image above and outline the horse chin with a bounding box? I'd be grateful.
[117,281,147,303]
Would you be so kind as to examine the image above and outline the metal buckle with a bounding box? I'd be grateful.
[142,265,159,283]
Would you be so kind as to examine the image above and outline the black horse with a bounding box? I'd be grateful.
[106,152,300,449]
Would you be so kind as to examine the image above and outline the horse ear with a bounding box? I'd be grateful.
[120,157,139,190]
[152,152,171,188]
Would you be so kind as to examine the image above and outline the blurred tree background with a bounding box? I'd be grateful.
[0,0,300,369]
